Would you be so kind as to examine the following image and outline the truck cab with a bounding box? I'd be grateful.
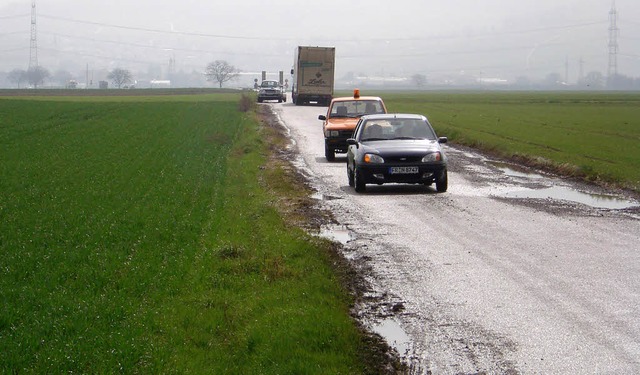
[318,90,387,161]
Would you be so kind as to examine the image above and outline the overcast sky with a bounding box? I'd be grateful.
[1,0,639,84]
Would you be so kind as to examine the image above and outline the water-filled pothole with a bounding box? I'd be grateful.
[311,192,342,201]
[371,318,411,356]
[502,186,637,210]
[491,162,545,179]
[491,162,638,210]
[318,225,353,245]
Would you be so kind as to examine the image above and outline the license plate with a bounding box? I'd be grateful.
[389,166,419,174]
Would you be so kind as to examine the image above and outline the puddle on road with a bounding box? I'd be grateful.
[318,225,353,245]
[502,186,637,210]
[371,318,411,356]
[490,162,638,210]
[491,162,545,179]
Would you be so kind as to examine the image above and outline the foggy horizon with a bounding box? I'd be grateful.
[1,0,639,87]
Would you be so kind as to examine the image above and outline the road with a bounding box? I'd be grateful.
[270,100,640,374]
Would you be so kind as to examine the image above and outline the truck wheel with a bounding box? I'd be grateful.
[324,143,335,162]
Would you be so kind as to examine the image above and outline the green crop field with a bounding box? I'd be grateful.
[343,90,640,191]
[0,94,389,373]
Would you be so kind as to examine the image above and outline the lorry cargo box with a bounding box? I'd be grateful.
[291,46,335,106]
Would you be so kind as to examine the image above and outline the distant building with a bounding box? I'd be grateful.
[150,80,171,88]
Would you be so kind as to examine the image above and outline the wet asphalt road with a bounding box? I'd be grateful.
[270,100,640,374]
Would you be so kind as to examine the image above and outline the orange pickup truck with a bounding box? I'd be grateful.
[318,90,387,161]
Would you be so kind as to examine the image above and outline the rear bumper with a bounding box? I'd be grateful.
[325,135,352,153]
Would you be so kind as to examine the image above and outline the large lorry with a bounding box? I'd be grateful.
[290,46,335,106]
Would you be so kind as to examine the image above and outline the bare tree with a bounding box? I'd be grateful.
[107,68,133,89]
[27,66,50,88]
[204,60,239,88]
[7,69,26,88]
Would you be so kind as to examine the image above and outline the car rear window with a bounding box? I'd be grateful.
[330,100,384,117]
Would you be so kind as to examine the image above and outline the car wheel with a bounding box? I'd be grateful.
[347,164,354,187]
[257,98,263,103]
[435,169,448,192]
[325,143,335,162]
[354,167,366,192]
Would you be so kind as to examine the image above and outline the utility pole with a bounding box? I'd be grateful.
[579,57,584,83]
[607,2,619,82]
[28,0,38,69]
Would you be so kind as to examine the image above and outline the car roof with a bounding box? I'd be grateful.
[360,113,427,121]
[331,96,383,103]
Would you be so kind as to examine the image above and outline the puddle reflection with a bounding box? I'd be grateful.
[318,225,353,244]
[491,162,638,210]
[503,186,637,210]
[493,163,545,179]
[371,318,411,356]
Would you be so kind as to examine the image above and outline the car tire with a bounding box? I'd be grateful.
[257,98,263,103]
[325,143,335,162]
[354,167,366,192]
[435,169,448,192]
[347,164,355,187]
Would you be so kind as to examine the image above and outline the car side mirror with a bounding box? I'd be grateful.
[346,138,358,148]
[318,115,327,121]
[438,137,448,144]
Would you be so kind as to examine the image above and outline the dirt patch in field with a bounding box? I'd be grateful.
[256,104,408,374]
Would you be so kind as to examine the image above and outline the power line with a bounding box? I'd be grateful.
[37,13,607,43]
[38,14,287,41]
[37,31,286,57]
[0,13,29,19]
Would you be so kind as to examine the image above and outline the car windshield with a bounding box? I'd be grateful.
[329,100,384,118]
[360,119,437,141]
[261,81,279,88]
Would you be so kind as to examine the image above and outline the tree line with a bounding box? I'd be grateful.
[5,60,241,89]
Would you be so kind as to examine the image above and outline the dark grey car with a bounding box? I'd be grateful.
[346,114,448,193]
